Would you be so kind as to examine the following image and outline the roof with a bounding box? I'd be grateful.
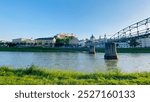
[35,37,54,40]
[90,35,95,39]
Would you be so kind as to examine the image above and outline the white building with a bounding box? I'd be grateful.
[95,40,105,48]
[90,35,95,41]
[35,37,56,47]
[139,38,150,48]
[78,40,86,47]
[116,42,130,48]
[85,35,95,47]
[69,37,79,45]
[85,35,107,48]
[12,38,34,44]
[55,33,76,39]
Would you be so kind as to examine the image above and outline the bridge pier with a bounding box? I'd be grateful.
[89,45,96,54]
[104,42,118,60]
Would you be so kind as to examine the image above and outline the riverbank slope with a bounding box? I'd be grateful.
[0,66,150,85]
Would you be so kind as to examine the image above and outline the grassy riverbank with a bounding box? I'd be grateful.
[0,47,150,53]
[0,66,150,85]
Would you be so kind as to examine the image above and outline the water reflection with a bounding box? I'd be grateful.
[104,60,119,71]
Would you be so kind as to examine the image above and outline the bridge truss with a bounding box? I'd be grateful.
[110,17,150,42]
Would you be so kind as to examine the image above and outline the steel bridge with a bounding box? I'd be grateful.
[104,17,150,59]
[109,17,150,42]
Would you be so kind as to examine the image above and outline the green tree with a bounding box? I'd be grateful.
[55,36,74,47]
[6,43,17,47]
[129,39,140,48]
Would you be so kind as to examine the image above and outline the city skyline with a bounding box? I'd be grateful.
[0,0,150,41]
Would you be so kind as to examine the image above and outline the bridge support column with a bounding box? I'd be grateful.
[89,45,96,54]
[104,42,118,60]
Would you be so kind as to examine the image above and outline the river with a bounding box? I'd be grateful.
[0,51,150,72]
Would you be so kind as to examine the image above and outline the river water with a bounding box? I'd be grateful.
[0,51,150,72]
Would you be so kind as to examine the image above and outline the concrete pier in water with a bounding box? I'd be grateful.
[89,45,96,54]
[104,42,118,59]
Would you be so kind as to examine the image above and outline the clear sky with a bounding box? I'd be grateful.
[0,0,150,41]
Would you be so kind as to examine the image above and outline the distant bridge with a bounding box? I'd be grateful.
[104,17,150,59]
[109,17,150,42]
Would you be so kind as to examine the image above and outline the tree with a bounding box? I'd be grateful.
[55,38,65,47]
[55,36,74,47]
[0,42,4,46]
[129,39,140,48]
[6,43,17,47]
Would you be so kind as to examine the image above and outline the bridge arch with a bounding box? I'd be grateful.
[105,17,150,60]
[110,17,150,42]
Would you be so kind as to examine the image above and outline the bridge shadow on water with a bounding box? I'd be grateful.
[104,60,120,72]
[88,53,120,72]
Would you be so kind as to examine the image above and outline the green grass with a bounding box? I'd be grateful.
[0,65,150,85]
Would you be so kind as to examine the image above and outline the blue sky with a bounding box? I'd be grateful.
[0,0,150,41]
